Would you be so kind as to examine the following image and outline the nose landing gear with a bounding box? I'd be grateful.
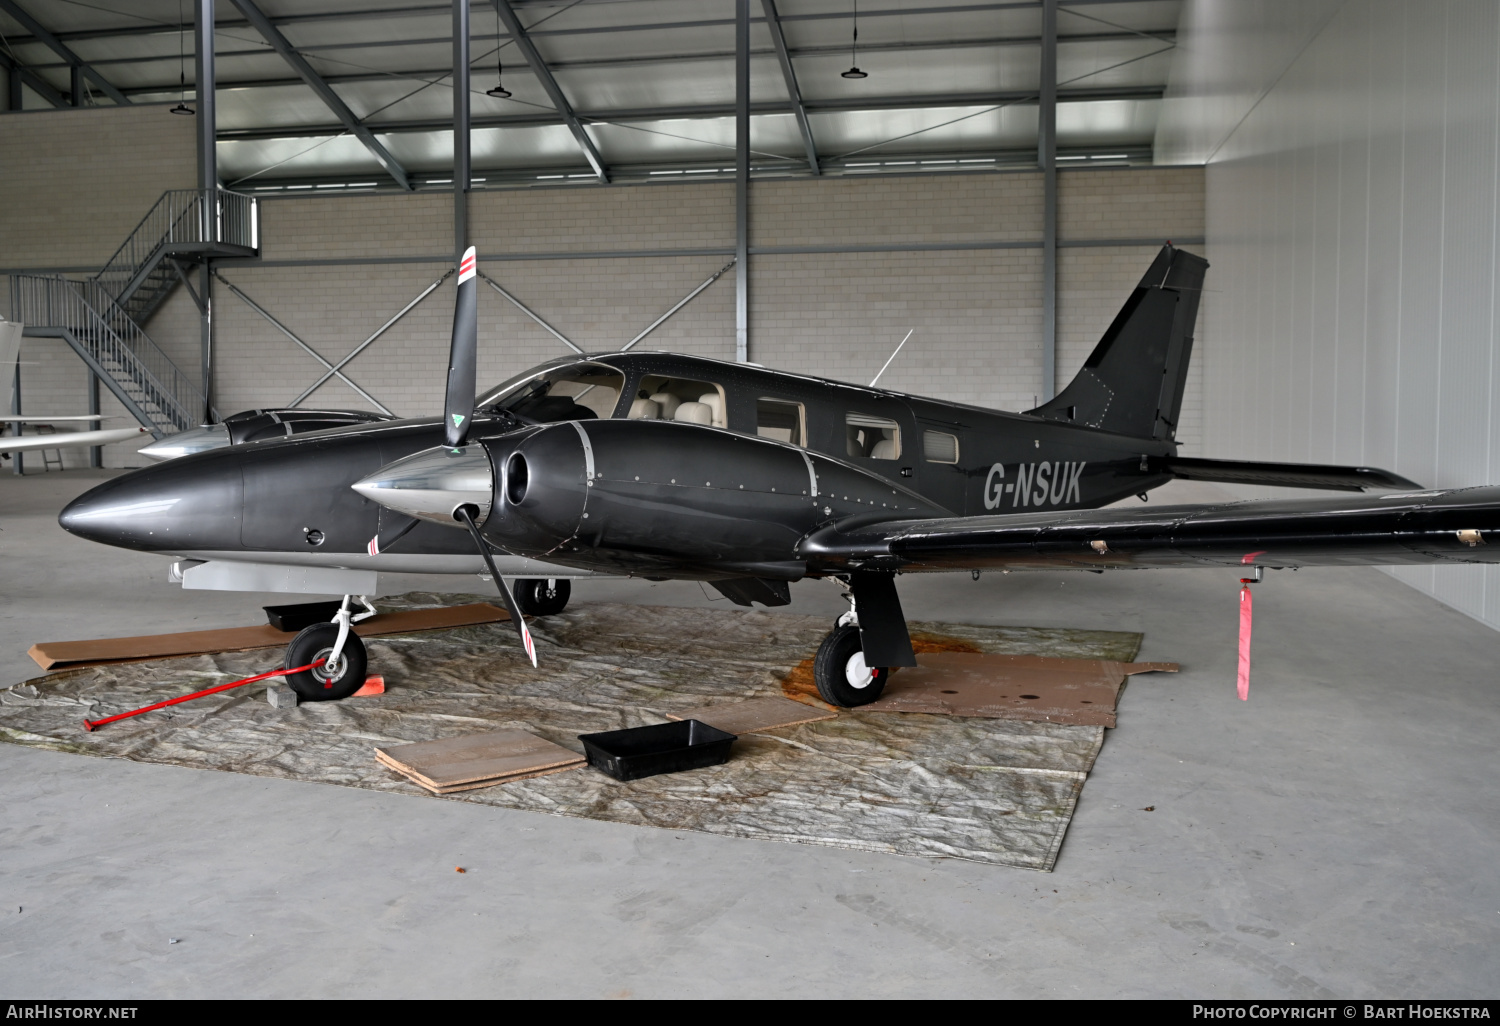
[283,595,373,701]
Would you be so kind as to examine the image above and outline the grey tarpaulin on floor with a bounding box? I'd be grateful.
[0,598,1143,871]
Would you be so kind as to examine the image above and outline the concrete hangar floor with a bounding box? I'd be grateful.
[2,469,1497,999]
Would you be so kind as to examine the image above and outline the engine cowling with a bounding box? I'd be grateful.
[482,419,946,577]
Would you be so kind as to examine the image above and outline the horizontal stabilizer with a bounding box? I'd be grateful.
[1159,456,1420,492]
[797,486,1500,573]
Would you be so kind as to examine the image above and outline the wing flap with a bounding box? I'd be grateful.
[797,487,1500,572]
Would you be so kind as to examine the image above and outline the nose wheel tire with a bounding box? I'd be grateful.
[284,622,368,701]
[514,578,570,617]
[813,624,888,708]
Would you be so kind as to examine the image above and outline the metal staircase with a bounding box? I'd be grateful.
[11,275,209,435]
[9,188,258,437]
[93,189,258,326]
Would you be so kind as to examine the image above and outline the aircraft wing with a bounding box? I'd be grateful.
[796,486,1500,572]
[0,427,150,454]
[1156,455,1420,492]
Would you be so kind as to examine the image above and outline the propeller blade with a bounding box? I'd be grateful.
[455,504,538,667]
[443,246,479,447]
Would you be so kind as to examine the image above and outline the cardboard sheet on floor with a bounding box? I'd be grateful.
[0,598,1156,872]
[869,653,1178,727]
[665,696,837,734]
[376,729,585,794]
[27,603,509,671]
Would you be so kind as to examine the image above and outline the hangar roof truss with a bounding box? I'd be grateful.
[0,0,1182,191]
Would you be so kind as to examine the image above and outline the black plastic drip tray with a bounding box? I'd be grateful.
[578,720,737,781]
[264,601,343,633]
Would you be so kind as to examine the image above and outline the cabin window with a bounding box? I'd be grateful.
[846,412,901,460]
[923,429,959,464]
[632,376,726,428]
[756,399,805,445]
[478,362,624,421]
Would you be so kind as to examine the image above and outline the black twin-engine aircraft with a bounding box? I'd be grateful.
[59,244,1500,707]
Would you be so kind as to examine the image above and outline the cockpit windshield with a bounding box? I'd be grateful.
[475,361,624,422]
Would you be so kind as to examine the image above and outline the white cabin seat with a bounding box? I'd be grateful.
[648,392,681,419]
[699,391,726,427]
[870,438,898,460]
[674,401,713,425]
[628,398,661,419]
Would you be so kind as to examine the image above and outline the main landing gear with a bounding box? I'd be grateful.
[514,577,570,617]
[811,572,917,709]
[814,623,889,707]
[283,595,373,701]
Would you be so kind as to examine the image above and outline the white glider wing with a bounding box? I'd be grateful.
[0,426,151,453]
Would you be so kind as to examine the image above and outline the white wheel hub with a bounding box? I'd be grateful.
[844,650,874,689]
[312,647,346,683]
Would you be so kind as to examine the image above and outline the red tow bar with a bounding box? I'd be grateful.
[82,658,325,732]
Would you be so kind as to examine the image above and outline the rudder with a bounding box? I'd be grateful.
[1030,243,1207,440]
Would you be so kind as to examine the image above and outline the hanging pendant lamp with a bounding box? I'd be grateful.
[841,0,867,79]
[170,0,194,114]
[486,6,512,98]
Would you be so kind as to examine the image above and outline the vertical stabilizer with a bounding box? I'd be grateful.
[1030,243,1207,440]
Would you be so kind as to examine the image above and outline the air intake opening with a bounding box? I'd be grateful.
[506,452,529,505]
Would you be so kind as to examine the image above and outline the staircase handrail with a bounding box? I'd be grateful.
[93,188,258,295]
[9,273,208,430]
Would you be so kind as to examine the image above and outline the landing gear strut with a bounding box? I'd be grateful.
[283,594,372,701]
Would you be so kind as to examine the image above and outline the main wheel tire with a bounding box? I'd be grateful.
[284,622,368,702]
[813,624,889,708]
[514,577,570,616]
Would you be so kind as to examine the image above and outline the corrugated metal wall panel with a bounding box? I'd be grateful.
[1200,0,1500,629]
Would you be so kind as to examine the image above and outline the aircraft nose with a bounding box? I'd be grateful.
[59,454,244,552]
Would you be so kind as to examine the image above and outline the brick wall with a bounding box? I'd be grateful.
[0,104,197,269]
[753,173,1042,246]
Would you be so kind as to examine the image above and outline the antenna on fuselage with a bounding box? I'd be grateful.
[868,329,915,388]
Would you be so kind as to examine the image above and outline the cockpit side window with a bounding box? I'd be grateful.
[757,398,805,446]
[846,412,901,459]
[630,375,726,428]
[476,363,624,422]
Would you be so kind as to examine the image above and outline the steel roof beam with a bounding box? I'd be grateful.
[0,0,129,104]
[761,0,818,175]
[0,48,69,108]
[2,2,1175,46]
[490,0,607,183]
[106,30,1170,95]
[228,0,412,191]
[299,27,1172,59]
[215,86,1165,141]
